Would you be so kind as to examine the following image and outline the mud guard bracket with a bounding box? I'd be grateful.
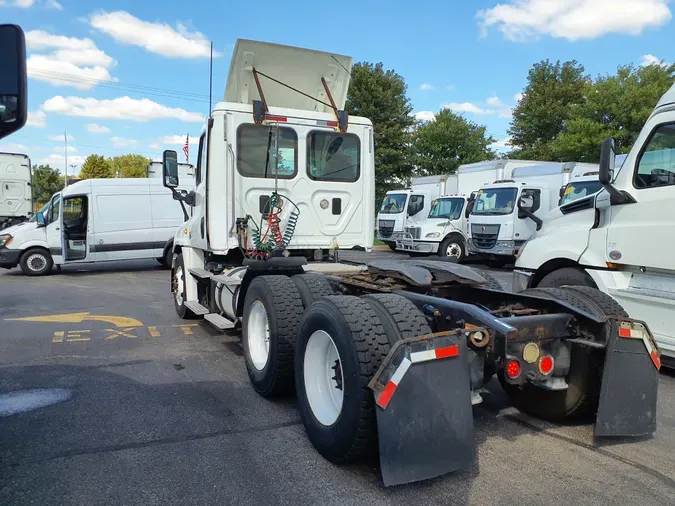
[595,319,660,437]
[368,331,475,487]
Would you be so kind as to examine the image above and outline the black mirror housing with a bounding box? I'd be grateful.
[0,25,28,141]
[162,150,179,188]
[599,137,616,185]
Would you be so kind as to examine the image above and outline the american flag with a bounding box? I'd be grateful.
[183,134,189,163]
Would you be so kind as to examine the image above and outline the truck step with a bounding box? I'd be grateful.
[189,268,212,279]
[211,274,242,286]
[185,301,209,316]
[204,313,235,330]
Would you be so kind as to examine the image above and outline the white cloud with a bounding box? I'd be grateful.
[160,134,199,146]
[110,136,138,148]
[445,95,514,118]
[478,0,672,42]
[514,92,524,102]
[25,30,117,90]
[486,96,505,107]
[46,0,62,9]
[445,102,491,115]
[48,133,75,142]
[86,123,110,134]
[491,136,513,150]
[26,110,47,127]
[90,11,219,58]
[39,153,87,168]
[42,96,206,123]
[0,143,28,152]
[53,145,77,153]
[6,0,62,9]
[148,143,161,150]
[414,111,436,122]
[14,0,35,6]
[420,83,437,91]
[640,54,671,67]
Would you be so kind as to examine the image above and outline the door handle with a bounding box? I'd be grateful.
[55,227,60,231]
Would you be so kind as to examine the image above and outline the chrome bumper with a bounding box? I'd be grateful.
[396,234,439,254]
[467,239,518,256]
[512,269,534,293]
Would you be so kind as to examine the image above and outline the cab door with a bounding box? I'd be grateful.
[45,193,64,264]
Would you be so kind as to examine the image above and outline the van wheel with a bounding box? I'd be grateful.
[173,253,197,319]
[20,248,53,276]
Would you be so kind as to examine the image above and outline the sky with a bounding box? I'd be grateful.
[0,0,673,174]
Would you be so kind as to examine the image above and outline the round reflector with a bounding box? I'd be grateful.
[522,342,540,363]
[506,359,521,379]
[538,355,554,375]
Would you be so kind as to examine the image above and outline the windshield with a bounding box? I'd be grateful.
[472,188,518,216]
[429,198,464,220]
[560,181,603,205]
[379,194,407,214]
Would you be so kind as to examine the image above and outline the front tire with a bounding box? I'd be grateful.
[439,235,465,262]
[19,248,53,276]
[500,286,627,420]
[295,295,390,463]
[538,267,596,289]
[173,253,197,319]
[242,275,305,397]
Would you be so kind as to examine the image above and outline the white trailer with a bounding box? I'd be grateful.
[0,152,32,230]
[514,83,675,361]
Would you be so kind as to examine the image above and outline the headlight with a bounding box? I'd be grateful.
[425,232,441,238]
[0,234,12,248]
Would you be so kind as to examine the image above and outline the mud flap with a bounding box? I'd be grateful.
[595,319,660,438]
[368,332,475,487]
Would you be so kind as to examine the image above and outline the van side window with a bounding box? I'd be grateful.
[408,195,424,217]
[196,134,206,185]
[307,131,360,182]
[635,123,675,189]
[237,124,297,179]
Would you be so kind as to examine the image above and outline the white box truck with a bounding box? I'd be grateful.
[157,39,662,488]
[514,83,675,361]
[466,162,597,266]
[394,160,544,260]
[0,152,32,230]
[0,178,185,275]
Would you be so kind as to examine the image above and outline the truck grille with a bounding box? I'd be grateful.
[405,226,421,240]
[379,220,395,238]
[471,223,500,250]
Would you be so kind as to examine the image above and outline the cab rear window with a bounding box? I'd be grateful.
[237,124,298,179]
[307,131,360,182]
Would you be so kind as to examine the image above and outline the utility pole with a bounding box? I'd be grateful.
[64,129,68,187]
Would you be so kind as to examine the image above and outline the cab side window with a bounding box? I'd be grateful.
[196,134,206,185]
[408,195,425,217]
[635,122,675,189]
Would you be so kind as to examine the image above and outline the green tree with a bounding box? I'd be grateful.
[79,154,113,179]
[109,154,151,178]
[508,59,589,159]
[413,109,496,176]
[32,164,65,206]
[346,62,415,201]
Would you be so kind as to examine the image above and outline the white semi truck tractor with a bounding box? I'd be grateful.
[0,152,32,230]
[162,39,662,487]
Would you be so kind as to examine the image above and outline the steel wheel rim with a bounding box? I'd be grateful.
[304,330,344,426]
[247,300,270,371]
[174,266,184,305]
[27,253,46,272]
[446,243,462,258]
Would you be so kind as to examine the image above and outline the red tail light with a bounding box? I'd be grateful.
[506,359,521,379]
[538,355,554,375]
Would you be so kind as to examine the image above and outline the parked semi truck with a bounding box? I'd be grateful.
[514,84,675,362]
[0,152,32,230]
[395,160,547,260]
[162,39,661,487]
[467,162,597,266]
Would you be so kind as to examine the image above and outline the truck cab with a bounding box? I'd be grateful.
[376,189,431,248]
[514,84,675,360]
[0,152,32,230]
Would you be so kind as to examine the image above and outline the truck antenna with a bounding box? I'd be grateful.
[208,41,213,118]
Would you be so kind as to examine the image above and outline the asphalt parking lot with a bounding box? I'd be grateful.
[1,253,674,505]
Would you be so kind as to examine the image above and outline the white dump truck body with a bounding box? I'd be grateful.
[0,152,32,230]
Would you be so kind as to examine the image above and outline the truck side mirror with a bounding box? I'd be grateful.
[162,150,179,188]
[36,211,45,227]
[599,137,616,186]
[0,25,28,141]
[465,193,476,218]
[518,195,534,211]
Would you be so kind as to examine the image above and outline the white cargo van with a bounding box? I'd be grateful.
[514,83,675,360]
[0,152,32,230]
[466,162,596,265]
[0,178,185,275]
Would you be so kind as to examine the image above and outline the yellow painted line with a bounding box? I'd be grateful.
[6,312,143,328]
[52,331,64,343]
[148,326,160,337]
[104,328,138,339]
[67,338,91,342]
[172,324,198,335]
